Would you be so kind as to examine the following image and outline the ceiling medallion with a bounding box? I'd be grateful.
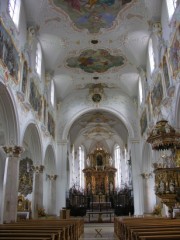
[88,83,105,104]
[66,49,125,73]
[92,93,102,103]
[91,40,98,44]
[51,0,134,33]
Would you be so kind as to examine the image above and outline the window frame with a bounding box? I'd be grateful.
[166,0,178,21]
[8,0,21,28]
[35,42,42,77]
[148,38,155,74]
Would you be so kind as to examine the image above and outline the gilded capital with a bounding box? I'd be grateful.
[46,174,58,181]
[2,145,24,157]
[32,165,44,174]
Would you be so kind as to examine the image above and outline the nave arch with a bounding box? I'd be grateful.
[0,81,19,223]
[21,123,43,218]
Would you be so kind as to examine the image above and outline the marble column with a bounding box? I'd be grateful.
[130,139,144,215]
[31,165,44,218]
[1,145,24,223]
[56,140,68,216]
[46,174,57,215]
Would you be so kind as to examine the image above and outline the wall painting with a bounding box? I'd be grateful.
[0,20,20,82]
[169,24,180,78]
[67,49,125,73]
[48,112,55,139]
[140,108,147,136]
[29,79,42,118]
[151,73,163,113]
[51,0,133,33]
[162,54,170,92]
[22,60,28,94]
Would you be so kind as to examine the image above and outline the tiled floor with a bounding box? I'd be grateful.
[80,223,118,240]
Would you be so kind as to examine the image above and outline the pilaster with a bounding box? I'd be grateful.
[130,139,144,215]
[31,165,44,218]
[56,140,68,215]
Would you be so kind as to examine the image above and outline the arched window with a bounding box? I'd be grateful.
[79,145,85,189]
[50,80,55,106]
[8,0,21,28]
[114,144,121,189]
[148,38,155,74]
[139,76,143,104]
[166,0,178,21]
[35,42,42,77]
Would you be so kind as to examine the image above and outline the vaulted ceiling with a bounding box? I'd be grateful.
[23,0,162,152]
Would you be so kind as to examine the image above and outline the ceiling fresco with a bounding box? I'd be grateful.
[51,0,133,33]
[66,49,125,73]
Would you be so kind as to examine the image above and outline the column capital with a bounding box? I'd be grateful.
[46,174,58,181]
[1,145,24,157]
[32,165,44,174]
[141,172,153,179]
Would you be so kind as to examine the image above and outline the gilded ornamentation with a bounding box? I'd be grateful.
[32,165,44,174]
[46,174,58,180]
[19,158,33,196]
[2,145,24,157]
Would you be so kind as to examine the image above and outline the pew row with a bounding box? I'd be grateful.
[114,216,180,240]
[0,218,84,240]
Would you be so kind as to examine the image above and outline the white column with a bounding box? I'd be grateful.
[46,174,57,215]
[56,140,68,215]
[130,139,144,215]
[141,172,155,213]
[1,146,24,223]
[31,165,44,218]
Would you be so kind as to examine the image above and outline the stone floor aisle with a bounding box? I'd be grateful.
[79,223,118,240]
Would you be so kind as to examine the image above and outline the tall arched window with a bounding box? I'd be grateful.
[50,80,55,107]
[166,0,178,21]
[114,144,121,189]
[35,43,42,77]
[139,76,143,104]
[8,0,21,28]
[148,38,155,74]
[79,145,85,189]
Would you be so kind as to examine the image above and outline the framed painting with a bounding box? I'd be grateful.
[146,92,152,123]
[0,19,20,82]
[48,112,55,138]
[43,97,47,125]
[140,108,147,136]
[168,24,180,78]
[29,79,42,118]
[21,60,28,94]
[151,73,163,113]
[162,54,170,92]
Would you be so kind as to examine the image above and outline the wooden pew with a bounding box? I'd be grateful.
[0,238,51,240]
[0,218,84,240]
[139,235,180,240]
[114,217,180,240]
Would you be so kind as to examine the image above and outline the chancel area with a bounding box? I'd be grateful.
[0,0,180,239]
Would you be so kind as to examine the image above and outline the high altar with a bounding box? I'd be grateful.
[83,149,117,197]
